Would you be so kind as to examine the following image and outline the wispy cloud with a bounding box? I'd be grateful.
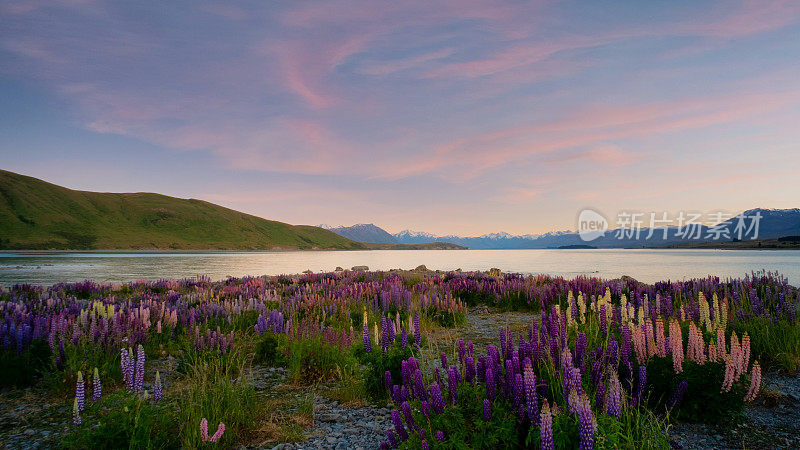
[1,0,799,234]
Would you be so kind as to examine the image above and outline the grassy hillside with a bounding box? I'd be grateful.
[0,170,365,250]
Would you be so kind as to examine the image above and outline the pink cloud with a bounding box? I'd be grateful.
[675,0,800,39]
[371,88,800,180]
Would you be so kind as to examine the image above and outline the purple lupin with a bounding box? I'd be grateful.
[540,401,554,450]
[413,312,421,347]
[153,371,163,403]
[391,409,408,441]
[363,323,371,353]
[75,371,85,412]
[134,344,145,394]
[92,367,102,402]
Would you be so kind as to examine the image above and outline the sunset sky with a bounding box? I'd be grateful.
[1,1,799,236]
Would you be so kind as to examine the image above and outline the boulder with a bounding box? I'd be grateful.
[351,265,369,271]
[488,267,502,277]
[334,266,344,271]
[414,264,428,272]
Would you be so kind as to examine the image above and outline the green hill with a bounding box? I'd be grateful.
[0,170,365,250]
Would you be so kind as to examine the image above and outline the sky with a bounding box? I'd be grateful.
[1,0,799,236]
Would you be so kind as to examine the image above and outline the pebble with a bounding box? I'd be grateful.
[270,395,391,449]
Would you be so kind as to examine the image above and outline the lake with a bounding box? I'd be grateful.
[1,249,799,287]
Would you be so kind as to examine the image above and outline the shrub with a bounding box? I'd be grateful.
[646,356,746,423]
[355,341,413,400]
[398,383,519,449]
[287,337,354,384]
[254,332,288,366]
[0,340,52,387]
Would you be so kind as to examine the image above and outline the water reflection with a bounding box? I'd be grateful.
[1,249,798,286]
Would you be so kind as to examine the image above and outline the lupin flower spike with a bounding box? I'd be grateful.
[72,398,81,426]
[75,371,85,412]
[92,367,102,402]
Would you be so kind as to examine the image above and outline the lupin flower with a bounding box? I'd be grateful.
[458,339,465,365]
[447,366,459,404]
[669,320,684,373]
[381,317,389,353]
[385,430,398,448]
[482,398,493,421]
[401,401,415,431]
[363,324,371,353]
[465,356,475,383]
[421,440,430,450]
[513,373,525,419]
[385,370,393,394]
[524,363,537,421]
[436,430,445,442]
[540,401,554,450]
[153,371,163,403]
[421,400,430,419]
[391,385,401,404]
[655,318,667,357]
[440,352,448,370]
[668,381,688,409]
[72,398,81,426]
[391,409,408,441]
[430,383,445,414]
[92,367,102,402]
[606,371,622,420]
[721,356,736,393]
[414,369,426,401]
[485,365,495,401]
[595,383,606,410]
[401,326,407,349]
[742,333,751,370]
[413,312,421,348]
[576,332,587,364]
[637,366,647,403]
[200,418,225,443]
[744,362,761,402]
[75,371,85,412]
[135,344,145,394]
[577,394,595,450]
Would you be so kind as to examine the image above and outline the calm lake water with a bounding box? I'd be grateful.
[1,249,799,287]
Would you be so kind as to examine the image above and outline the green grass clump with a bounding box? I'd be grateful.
[177,355,261,448]
[60,391,178,449]
[287,337,356,385]
[735,318,800,371]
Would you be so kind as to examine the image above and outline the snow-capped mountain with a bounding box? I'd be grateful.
[322,224,398,244]
[324,209,800,249]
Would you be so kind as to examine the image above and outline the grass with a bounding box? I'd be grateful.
[256,394,314,446]
[0,169,364,250]
[3,271,797,448]
[735,318,800,371]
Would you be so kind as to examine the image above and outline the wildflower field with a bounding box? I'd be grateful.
[1,269,798,449]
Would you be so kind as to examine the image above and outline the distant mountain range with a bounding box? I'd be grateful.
[327,208,800,249]
[321,224,399,244]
